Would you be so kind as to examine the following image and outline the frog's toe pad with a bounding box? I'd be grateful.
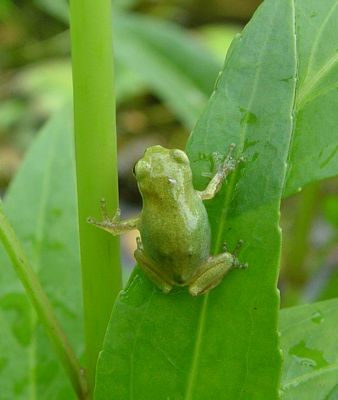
[189,286,202,296]
[156,281,173,294]
[236,261,249,270]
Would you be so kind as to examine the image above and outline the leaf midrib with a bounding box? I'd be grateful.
[184,2,282,398]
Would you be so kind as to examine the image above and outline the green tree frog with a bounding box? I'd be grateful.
[88,145,247,296]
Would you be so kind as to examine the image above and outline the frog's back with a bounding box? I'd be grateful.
[139,193,210,283]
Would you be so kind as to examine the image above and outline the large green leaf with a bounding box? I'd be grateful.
[94,0,297,398]
[0,106,82,399]
[284,0,338,196]
[280,298,338,399]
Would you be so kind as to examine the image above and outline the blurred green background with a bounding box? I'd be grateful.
[1,0,337,308]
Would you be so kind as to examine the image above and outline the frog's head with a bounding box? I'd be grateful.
[134,145,194,198]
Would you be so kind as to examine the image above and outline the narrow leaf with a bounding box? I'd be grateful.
[284,0,338,196]
[280,298,338,399]
[0,106,82,399]
[114,13,221,129]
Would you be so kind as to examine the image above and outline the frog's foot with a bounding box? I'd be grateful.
[199,144,245,201]
[136,236,144,251]
[134,246,174,294]
[100,197,121,222]
[87,199,140,235]
[229,240,248,269]
[87,201,122,235]
[232,239,244,255]
[233,258,249,270]
[189,250,248,296]
[221,143,245,175]
[188,252,235,296]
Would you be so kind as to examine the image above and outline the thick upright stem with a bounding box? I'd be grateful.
[69,0,122,393]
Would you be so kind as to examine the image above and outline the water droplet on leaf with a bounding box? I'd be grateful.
[311,310,324,324]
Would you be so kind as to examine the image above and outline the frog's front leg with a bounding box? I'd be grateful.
[199,144,243,201]
[87,198,140,235]
[134,237,174,294]
[188,251,247,296]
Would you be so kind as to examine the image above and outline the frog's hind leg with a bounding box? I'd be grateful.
[134,237,174,294]
[188,252,247,296]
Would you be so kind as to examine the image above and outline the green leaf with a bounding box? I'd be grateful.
[280,298,338,399]
[114,13,221,129]
[284,0,338,196]
[33,0,68,22]
[95,0,297,398]
[323,195,338,229]
[15,60,73,115]
[0,106,82,399]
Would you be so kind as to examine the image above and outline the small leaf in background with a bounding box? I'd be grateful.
[33,0,68,22]
[114,13,222,129]
[0,106,82,399]
[14,60,73,117]
[1,14,229,138]
[95,0,298,398]
[284,0,338,196]
[323,195,338,229]
[280,298,338,399]
[311,193,338,301]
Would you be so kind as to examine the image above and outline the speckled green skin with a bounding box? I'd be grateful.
[136,146,211,285]
[133,146,237,295]
[89,145,243,295]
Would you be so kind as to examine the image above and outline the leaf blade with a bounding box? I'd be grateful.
[280,298,338,400]
[95,0,298,398]
[0,106,82,399]
[284,0,338,196]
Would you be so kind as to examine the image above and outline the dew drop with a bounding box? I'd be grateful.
[311,310,324,324]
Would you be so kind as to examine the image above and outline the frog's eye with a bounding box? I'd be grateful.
[171,149,189,164]
[134,160,151,178]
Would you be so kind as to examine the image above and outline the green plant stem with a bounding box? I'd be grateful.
[69,0,122,393]
[0,203,88,399]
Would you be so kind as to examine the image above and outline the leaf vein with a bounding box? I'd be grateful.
[282,363,338,391]
[184,294,209,400]
[297,53,338,108]
[304,1,338,81]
